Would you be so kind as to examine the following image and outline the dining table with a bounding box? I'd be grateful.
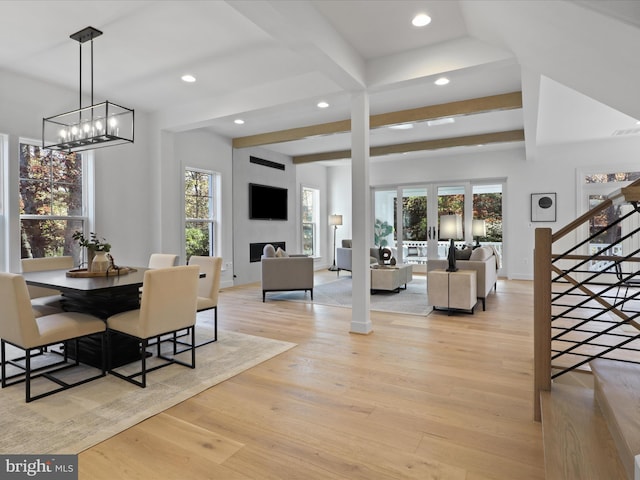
[23,266,151,368]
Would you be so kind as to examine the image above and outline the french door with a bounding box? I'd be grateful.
[373,181,503,273]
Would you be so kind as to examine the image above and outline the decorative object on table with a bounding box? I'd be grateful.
[328,214,343,272]
[92,251,109,273]
[531,192,556,222]
[378,246,394,266]
[72,231,111,271]
[440,213,463,272]
[42,26,134,153]
[472,219,487,249]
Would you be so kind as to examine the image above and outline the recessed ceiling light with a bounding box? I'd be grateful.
[389,123,414,130]
[317,101,329,108]
[181,74,196,83]
[412,13,431,27]
[234,119,245,125]
[434,77,450,86]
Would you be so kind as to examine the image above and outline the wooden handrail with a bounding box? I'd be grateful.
[552,178,640,242]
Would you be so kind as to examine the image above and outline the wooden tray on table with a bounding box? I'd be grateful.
[66,267,137,278]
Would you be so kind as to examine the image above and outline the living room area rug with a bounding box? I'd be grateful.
[268,274,433,316]
[0,327,295,454]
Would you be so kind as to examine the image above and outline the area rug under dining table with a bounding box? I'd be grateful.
[268,274,433,316]
[0,328,295,454]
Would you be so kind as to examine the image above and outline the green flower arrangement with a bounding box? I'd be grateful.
[72,231,111,252]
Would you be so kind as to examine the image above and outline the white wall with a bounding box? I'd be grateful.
[232,147,298,285]
[324,135,640,281]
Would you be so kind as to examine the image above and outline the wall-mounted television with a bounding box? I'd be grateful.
[249,183,288,220]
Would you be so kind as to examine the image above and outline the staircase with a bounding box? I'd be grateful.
[535,183,640,479]
[540,359,640,479]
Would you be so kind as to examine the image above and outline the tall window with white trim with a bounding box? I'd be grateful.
[302,186,319,256]
[19,142,85,264]
[185,168,218,261]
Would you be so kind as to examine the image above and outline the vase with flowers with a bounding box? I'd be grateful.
[72,231,112,272]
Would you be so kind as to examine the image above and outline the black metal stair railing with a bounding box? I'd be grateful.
[549,205,640,379]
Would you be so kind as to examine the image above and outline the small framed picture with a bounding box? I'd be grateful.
[531,193,556,222]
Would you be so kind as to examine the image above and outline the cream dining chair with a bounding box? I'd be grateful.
[21,256,74,317]
[107,265,199,388]
[187,256,222,346]
[0,272,107,402]
[147,253,178,269]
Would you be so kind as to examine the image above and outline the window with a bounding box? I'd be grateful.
[472,184,503,243]
[302,186,319,256]
[185,168,218,260]
[19,142,85,264]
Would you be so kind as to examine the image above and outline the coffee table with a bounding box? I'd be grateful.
[370,263,413,293]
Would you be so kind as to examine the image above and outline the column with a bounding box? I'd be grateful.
[350,91,373,334]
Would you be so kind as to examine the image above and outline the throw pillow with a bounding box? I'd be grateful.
[275,247,289,257]
[469,246,492,261]
[341,239,352,248]
[263,244,276,258]
[455,247,473,260]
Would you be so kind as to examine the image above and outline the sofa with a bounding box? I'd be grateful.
[336,240,379,275]
[426,245,499,310]
[261,244,314,302]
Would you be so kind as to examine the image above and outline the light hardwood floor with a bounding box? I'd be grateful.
[79,272,544,480]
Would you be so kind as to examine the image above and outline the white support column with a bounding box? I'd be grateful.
[350,91,373,334]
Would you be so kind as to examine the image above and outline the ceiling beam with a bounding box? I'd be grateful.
[232,91,522,149]
[292,129,525,164]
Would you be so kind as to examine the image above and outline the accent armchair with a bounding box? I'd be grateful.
[261,244,314,302]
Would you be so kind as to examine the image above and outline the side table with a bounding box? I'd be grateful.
[427,269,477,314]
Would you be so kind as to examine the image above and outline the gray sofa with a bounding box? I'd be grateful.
[261,244,314,302]
[426,245,499,310]
[336,240,379,275]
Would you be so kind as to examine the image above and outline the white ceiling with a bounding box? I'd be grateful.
[1,1,639,163]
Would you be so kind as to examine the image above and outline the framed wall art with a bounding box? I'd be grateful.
[531,193,556,222]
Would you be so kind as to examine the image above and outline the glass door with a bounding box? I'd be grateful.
[399,187,428,271]
[436,185,466,258]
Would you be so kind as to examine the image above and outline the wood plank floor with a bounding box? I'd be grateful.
[79,272,544,480]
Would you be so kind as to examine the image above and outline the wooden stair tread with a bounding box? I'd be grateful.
[591,358,640,479]
[541,383,627,479]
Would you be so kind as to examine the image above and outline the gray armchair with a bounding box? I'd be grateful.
[336,239,380,275]
[260,244,313,302]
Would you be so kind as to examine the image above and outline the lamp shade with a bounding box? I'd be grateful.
[329,214,343,226]
[440,214,462,239]
[472,219,487,237]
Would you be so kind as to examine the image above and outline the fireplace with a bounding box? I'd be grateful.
[250,242,286,263]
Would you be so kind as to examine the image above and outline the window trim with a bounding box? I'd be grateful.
[184,166,220,260]
[17,138,92,264]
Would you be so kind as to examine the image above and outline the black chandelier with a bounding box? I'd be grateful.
[42,26,134,152]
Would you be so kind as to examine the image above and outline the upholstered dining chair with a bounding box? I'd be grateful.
[140,253,179,297]
[21,256,74,317]
[147,253,178,269]
[106,265,200,388]
[0,272,107,402]
[187,256,222,346]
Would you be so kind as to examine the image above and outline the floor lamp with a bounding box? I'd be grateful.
[328,214,343,271]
